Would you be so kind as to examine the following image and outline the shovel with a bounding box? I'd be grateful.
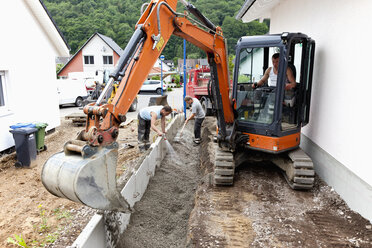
[174,121,187,143]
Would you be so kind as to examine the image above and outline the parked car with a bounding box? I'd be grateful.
[140,80,166,95]
[57,79,88,107]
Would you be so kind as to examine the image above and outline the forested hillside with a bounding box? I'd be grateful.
[44,0,268,61]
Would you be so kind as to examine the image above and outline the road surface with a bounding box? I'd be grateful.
[59,88,185,121]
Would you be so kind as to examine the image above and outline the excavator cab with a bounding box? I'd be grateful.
[228,33,316,189]
[233,33,315,150]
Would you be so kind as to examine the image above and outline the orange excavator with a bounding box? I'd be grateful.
[42,0,315,211]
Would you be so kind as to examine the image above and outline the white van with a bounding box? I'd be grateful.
[57,79,88,107]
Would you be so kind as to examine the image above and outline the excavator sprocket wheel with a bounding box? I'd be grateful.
[213,147,235,186]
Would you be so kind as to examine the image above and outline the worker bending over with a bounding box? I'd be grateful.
[138,105,172,151]
[184,96,205,144]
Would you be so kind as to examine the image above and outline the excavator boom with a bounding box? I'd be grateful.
[42,0,234,211]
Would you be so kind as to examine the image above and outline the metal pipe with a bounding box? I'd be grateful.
[96,77,114,105]
[183,39,187,120]
[141,3,149,14]
[69,140,87,146]
[65,144,83,153]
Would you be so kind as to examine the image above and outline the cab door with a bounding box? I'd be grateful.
[301,39,315,126]
[281,37,315,130]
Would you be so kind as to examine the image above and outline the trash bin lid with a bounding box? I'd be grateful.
[9,127,38,135]
[35,123,48,129]
[9,123,36,129]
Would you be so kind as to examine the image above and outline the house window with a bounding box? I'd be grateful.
[103,55,113,65]
[84,55,94,65]
[0,71,11,115]
[0,72,6,107]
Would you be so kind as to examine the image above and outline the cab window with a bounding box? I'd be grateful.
[236,47,279,125]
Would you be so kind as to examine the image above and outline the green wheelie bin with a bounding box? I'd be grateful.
[34,122,48,152]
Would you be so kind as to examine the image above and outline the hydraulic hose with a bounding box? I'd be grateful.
[156,2,178,37]
[180,0,217,32]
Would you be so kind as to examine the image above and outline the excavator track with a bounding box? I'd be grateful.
[213,146,235,186]
[281,148,315,190]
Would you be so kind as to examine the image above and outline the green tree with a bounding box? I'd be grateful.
[228,54,235,76]
[222,16,269,55]
[56,64,64,78]
[44,0,268,59]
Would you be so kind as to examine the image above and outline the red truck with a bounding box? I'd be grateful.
[186,66,213,115]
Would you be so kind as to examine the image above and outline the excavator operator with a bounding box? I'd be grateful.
[252,53,296,90]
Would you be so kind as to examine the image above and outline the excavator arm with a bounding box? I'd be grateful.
[42,0,234,211]
[81,0,233,148]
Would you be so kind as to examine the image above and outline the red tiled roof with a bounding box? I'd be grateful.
[149,67,167,74]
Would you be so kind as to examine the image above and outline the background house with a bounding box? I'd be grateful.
[151,58,172,83]
[237,0,372,222]
[177,58,208,73]
[57,32,124,79]
[0,0,70,152]
[58,33,171,84]
[147,66,177,83]
[163,60,175,70]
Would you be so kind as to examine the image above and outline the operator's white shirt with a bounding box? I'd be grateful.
[268,67,277,87]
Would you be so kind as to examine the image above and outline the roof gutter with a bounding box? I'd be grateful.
[235,0,257,20]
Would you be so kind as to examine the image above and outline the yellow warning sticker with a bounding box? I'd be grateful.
[155,36,165,51]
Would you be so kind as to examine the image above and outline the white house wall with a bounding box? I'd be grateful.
[0,1,66,151]
[268,0,372,220]
[82,35,116,73]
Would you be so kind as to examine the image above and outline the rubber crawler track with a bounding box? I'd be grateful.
[213,146,235,186]
[283,148,315,190]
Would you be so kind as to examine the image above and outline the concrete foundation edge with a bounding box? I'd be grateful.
[301,134,372,222]
[70,113,185,248]
[67,214,105,248]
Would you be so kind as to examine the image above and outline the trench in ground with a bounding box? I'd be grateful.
[116,117,372,247]
[118,119,204,248]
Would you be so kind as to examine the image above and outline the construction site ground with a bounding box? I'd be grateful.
[0,116,371,247]
[0,117,143,248]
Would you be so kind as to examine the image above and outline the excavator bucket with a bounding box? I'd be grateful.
[148,95,168,106]
[41,146,131,212]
